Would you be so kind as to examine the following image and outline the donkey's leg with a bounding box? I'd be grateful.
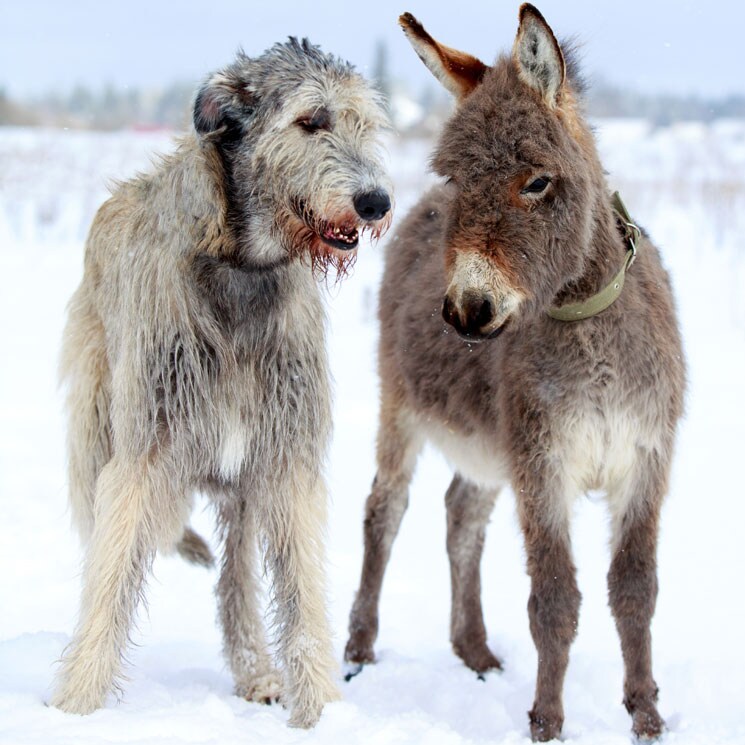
[607,458,667,741]
[52,456,183,714]
[344,397,422,667]
[515,471,580,742]
[261,469,340,729]
[445,474,502,673]
[216,495,282,705]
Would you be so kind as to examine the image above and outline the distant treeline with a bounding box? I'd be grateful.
[0,83,194,130]
[587,84,745,124]
[2,79,744,131]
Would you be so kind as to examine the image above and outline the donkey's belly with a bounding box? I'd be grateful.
[420,417,509,489]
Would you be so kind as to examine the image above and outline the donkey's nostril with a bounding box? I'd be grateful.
[442,295,457,327]
[474,297,494,328]
[353,189,391,221]
[443,293,496,339]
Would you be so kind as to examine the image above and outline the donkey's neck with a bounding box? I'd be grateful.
[552,194,629,309]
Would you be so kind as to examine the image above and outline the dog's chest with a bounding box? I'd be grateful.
[207,331,330,484]
[216,405,251,482]
[191,261,330,483]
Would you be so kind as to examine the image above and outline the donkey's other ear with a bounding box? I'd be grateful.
[193,65,257,137]
[399,12,488,99]
[513,4,565,108]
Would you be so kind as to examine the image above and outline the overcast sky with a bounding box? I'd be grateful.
[2,0,743,100]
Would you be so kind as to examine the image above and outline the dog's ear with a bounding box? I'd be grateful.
[193,62,257,137]
[399,12,488,99]
[512,4,565,108]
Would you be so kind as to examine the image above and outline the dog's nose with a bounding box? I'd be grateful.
[354,189,391,221]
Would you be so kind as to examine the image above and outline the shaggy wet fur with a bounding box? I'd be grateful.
[345,6,684,741]
[52,38,391,728]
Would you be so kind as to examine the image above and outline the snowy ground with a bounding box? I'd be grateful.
[1,122,744,745]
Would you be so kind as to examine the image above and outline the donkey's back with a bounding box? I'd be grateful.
[346,5,685,742]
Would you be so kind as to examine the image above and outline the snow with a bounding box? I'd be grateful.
[1,122,744,744]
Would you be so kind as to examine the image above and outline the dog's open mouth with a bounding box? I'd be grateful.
[320,221,359,251]
[293,199,360,252]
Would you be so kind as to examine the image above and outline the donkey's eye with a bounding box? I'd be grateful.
[296,109,332,134]
[521,176,552,194]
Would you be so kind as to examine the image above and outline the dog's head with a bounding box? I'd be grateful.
[194,39,393,277]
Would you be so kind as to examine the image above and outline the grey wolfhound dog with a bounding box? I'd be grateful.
[51,38,392,728]
[345,6,685,741]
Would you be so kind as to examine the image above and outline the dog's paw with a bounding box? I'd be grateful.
[287,680,341,728]
[237,670,284,705]
[50,686,104,716]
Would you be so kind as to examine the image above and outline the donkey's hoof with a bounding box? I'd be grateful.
[631,707,666,741]
[343,633,376,668]
[454,642,503,675]
[343,632,376,681]
[343,662,366,682]
[529,708,563,742]
[625,690,665,741]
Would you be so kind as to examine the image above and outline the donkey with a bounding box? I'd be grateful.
[51,39,391,728]
[345,6,685,741]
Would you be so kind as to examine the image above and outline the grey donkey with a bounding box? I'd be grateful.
[51,38,392,728]
[345,6,685,742]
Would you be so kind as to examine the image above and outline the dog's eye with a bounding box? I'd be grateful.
[521,176,552,194]
[296,109,332,134]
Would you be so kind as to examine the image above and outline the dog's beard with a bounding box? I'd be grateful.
[287,220,359,280]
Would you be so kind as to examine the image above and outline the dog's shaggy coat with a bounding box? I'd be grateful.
[51,38,391,728]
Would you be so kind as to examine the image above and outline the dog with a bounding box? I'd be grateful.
[51,38,392,728]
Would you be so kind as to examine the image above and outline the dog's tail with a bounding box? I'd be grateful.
[176,527,215,567]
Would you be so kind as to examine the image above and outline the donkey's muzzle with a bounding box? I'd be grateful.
[442,293,500,342]
[354,189,392,222]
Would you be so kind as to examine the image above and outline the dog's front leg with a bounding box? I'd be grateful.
[261,470,340,728]
[52,456,178,714]
[217,496,283,705]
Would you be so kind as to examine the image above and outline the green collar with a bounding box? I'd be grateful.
[547,192,639,322]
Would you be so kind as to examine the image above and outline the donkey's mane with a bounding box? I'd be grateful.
[560,36,588,99]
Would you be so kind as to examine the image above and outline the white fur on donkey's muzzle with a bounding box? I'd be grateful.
[444,251,525,339]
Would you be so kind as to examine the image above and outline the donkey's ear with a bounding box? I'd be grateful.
[193,67,257,137]
[399,12,488,99]
[512,4,565,108]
